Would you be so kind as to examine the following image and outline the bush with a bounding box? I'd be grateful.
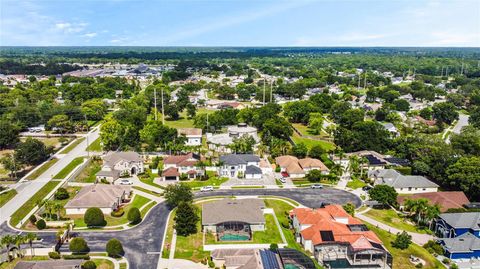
[63,254,90,260]
[69,237,89,253]
[450,264,458,269]
[48,251,61,259]
[423,240,445,255]
[415,263,423,268]
[269,243,278,252]
[29,214,37,224]
[127,207,141,224]
[84,207,105,227]
[82,260,97,269]
[110,208,124,218]
[442,258,450,264]
[208,260,215,268]
[54,187,69,200]
[36,219,46,230]
[392,231,412,250]
[106,238,124,257]
[275,166,281,172]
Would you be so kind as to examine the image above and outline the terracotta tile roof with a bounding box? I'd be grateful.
[397,191,470,212]
[163,153,199,166]
[275,155,298,167]
[162,167,180,177]
[298,158,329,171]
[178,128,202,136]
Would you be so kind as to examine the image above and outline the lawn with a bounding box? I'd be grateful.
[184,176,229,189]
[53,157,84,179]
[75,159,101,183]
[0,256,49,269]
[346,178,367,189]
[133,186,163,197]
[138,169,162,188]
[364,209,432,234]
[291,132,336,152]
[0,189,17,207]
[59,137,85,154]
[92,258,114,269]
[86,137,102,152]
[163,108,215,129]
[292,123,329,138]
[26,158,59,180]
[10,181,61,226]
[140,201,157,217]
[366,224,444,269]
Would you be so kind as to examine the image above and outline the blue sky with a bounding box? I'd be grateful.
[1,0,479,46]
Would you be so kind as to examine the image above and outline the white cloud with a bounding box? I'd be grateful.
[54,22,87,33]
[83,32,97,38]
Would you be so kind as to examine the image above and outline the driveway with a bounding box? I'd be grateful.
[0,188,360,269]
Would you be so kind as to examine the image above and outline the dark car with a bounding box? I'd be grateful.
[362,185,373,191]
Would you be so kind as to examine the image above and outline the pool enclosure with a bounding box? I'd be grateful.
[216,221,252,241]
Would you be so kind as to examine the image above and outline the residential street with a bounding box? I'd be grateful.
[0,128,100,224]
[445,114,469,143]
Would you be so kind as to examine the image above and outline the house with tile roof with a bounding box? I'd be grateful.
[290,205,392,268]
[161,152,203,181]
[369,169,438,194]
[275,156,329,178]
[65,184,131,215]
[178,128,202,146]
[397,192,470,212]
[219,154,262,179]
[95,151,144,183]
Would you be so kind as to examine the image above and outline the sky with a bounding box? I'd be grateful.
[0,0,479,47]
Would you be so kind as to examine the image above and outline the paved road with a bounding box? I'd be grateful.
[0,188,360,269]
[0,128,100,224]
[445,114,469,143]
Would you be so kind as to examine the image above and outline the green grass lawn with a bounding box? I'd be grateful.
[26,158,59,180]
[75,159,101,183]
[10,181,61,226]
[346,178,367,189]
[59,137,85,154]
[163,108,215,129]
[92,258,114,269]
[133,186,163,196]
[292,123,329,138]
[0,189,17,207]
[366,224,443,269]
[291,132,336,151]
[364,209,431,234]
[53,157,84,179]
[184,176,229,189]
[140,201,157,217]
[138,169,162,188]
[119,263,127,269]
[86,137,102,152]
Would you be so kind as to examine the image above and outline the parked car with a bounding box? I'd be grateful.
[311,183,324,189]
[279,177,287,183]
[119,179,133,185]
[362,185,373,191]
[281,171,289,178]
[200,186,214,192]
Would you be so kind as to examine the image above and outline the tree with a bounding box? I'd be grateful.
[100,118,124,151]
[308,112,323,134]
[469,106,480,128]
[306,169,324,182]
[283,101,317,124]
[0,154,22,180]
[140,120,177,151]
[81,99,108,121]
[47,114,74,134]
[69,237,89,253]
[13,235,25,258]
[393,99,410,111]
[261,118,293,142]
[36,219,46,230]
[127,207,141,224]
[229,135,256,154]
[334,121,391,153]
[25,232,37,257]
[446,156,480,199]
[0,120,20,149]
[337,108,365,128]
[106,238,124,257]
[165,103,180,120]
[368,185,398,207]
[432,102,459,125]
[54,187,69,200]
[291,143,308,158]
[174,202,199,236]
[392,231,412,250]
[450,127,480,155]
[84,207,105,227]
[164,183,193,208]
[2,234,14,261]
[15,137,51,165]
[309,145,325,159]
[82,261,97,269]
[343,203,355,217]
[186,103,196,119]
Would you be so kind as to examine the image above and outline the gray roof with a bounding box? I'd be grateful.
[202,198,265,225]
[370,169,439,188]
[438,212,480,230]
[245,165,262,175]
[440,232,480,253]
[104,151,142,167]
[96,169,120,179]
[220,154,260,166]
[14,260,83,269]
[65,184,130,209]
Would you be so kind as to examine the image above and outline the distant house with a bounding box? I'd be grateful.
[369,169,439,194]
[291,205,392,268]
[397,192,470,212]
[414,116,436,127]
[207,123,260,153]
[162,153,203,181]
[381,122,399,137]
[65,184,131,214]
[178,128,202,146]
[275,155,329,178]
[218,154,262,179]
[202,198,265,241]
[95,151,144,183]
[336,150,410,171]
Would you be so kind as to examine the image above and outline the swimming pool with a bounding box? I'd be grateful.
[219,234,250,241]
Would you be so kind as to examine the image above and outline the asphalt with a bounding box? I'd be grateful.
[0,188,360,269]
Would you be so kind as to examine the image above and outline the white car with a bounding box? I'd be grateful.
[310,183,324,189]
[119,179,133,185]
[200,186,214,192]
[279,177,287,183]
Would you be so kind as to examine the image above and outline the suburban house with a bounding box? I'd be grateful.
[211,248,286,269]
[95,151,144,183]
[369,169,439,194]
[381,122,400,137]
[335,150,410,170]
[290,205,393,268]
[207,123,260,153]
[434,212,480,259]
[397,192,470,212]
[64,184,131,214]
[178,128,202,146]
[275,155,329,178]
[219,154,262,179]
[202,199,265,241]
[162,153,203,181]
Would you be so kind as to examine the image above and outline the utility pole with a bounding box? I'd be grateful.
[11,150,16,180]
[363,71,367,89]
[84,114,89,158]
[154,88,158,121]
[161,88,165,125]
[263,78,266,106]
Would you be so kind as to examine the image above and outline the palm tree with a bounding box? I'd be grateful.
[24,233,37,257]
[425,204,441,229]
[358,157,368,178]
[53,203,64,220]
[348,155,359,175]
[13,234,25,258]
[1,235,14,261]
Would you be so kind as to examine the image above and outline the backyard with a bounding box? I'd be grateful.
[75,159,102,183]
[346,178,367,189]
[364,208,432,234]
[291,130,336,152]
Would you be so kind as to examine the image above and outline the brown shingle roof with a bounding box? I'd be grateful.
[397,192,470,212]
[202,198,265,225]
[163,153,199,166]
[299,158,329,171]
[162,167,180,177]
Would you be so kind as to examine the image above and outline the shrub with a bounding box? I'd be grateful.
[415,263,423,268]
[63,254,90,260]
[342,203,355,217]
[423,240,445,255]
[54,187,69,200]
[48,251,61,259]
[36,219,46,230]
[392,231,412,250]
[275,166,281,172]
[127,207,141,224]
[442,258,450,264]
[84,207,105,227]
[269,243,278,252]
[106,238,124,257]
[450,264,458,269]
[110,208,124,218]
[69,237,89,253]
[82,260,97,269]
[208,260,215,268]
[29,214,37,224]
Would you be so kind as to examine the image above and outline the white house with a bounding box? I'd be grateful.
[369,169,439,194]
[178,128,202,146]
[218,154,262,179]
[96,151,144,183]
